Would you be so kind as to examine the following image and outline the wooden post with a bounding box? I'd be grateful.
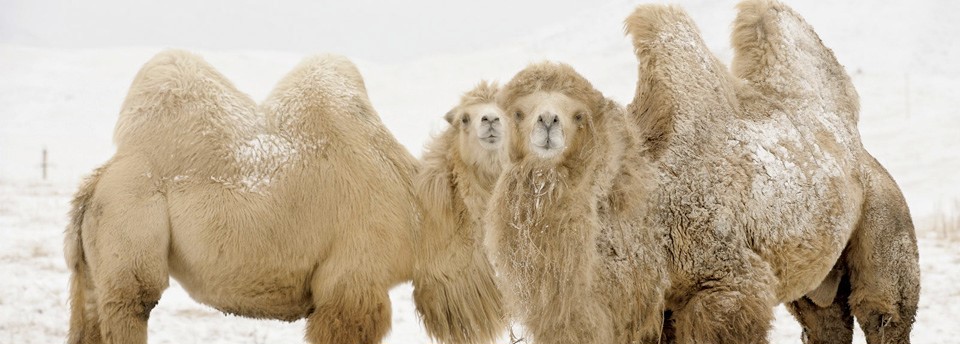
[42,147,48,180]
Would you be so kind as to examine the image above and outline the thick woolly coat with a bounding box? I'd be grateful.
[625,1,919,343]
[412,81,507,344]
[65,51,423,344]
[486,62,667,344]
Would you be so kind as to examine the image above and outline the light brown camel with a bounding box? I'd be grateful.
[486,1,920,343]
[485,62,668,344]
[413,81,508,344]
[624,1,919,342]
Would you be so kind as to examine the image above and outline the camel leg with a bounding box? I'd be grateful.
[83,156,170,344]
[671,257,776,344]
[845,157,920,344]
[305,257,391,344]
[785,271,854,344]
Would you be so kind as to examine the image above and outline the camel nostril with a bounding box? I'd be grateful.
[538,113,558,127]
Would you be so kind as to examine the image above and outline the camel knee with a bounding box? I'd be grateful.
[306,286,391,344]
[850,289,917,344]
[846,228,920,343]
[95,282,164,344]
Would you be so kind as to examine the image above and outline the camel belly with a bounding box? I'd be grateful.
[164,190,329,321]
[169,262,316,321]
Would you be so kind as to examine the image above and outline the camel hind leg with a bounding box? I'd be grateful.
[84,155,170,344]
[785,266,855,344]
[845,156,919,344]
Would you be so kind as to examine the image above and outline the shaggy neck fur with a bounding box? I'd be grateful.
[411,82,508,344]
[488,62,668,343]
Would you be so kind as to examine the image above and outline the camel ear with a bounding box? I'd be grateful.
[443,108,457,124]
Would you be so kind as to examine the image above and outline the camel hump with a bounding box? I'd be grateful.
[113,49,258,162]
[624,5,739,155]
[624,4,735,96]
[731,0,859,119]
[263,54,375,133]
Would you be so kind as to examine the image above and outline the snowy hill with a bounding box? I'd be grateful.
[0,0,958,343]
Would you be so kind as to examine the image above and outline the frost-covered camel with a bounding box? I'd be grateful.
[487,1,920,343]
[485,62,668,344]
[624,1,920,343]
[413,81,508,344]
[63,50,494,344]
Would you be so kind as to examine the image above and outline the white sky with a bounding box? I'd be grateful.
[0,0,600,63]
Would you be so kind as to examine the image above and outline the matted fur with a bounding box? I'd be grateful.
[624,1,919,343]
[65,50,425,344]
[486,62,667,344]
[412,81,507,344]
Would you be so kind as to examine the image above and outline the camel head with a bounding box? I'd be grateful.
[445,81,506,172]
[500,62,605,166]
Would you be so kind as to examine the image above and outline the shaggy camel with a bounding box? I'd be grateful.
[624,1,919,343]
[485,62,668,344]
[63,50,496,344]
[413,81,508,344]
[488,1,920,343]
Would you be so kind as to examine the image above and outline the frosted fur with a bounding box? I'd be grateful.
[64,50,436,344]
[412,81,507,344]
[486,62,667,344]
[624,1,920,343]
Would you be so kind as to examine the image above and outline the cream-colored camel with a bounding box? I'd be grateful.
[623,1,919,343]
[413,81,508,344]
[63,50,495,344]
[485,62,668,344]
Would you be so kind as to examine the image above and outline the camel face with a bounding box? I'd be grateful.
[511,91,587,161]
[458,102,505,151]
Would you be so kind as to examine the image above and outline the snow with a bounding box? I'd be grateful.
[1,0,958,343]
[228,133,301,194]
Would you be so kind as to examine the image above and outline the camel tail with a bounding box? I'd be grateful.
[65,166,106,343]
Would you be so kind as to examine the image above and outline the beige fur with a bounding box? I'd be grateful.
[65,50,424,344]
[624,1,919,343]
[486,62,667,344]
[412,81,508,344]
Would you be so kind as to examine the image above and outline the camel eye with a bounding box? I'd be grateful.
[461,116,469,124]
[575,113,584,122]
[515,111,523,120]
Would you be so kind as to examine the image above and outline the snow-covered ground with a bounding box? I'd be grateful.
[1,0,957,343]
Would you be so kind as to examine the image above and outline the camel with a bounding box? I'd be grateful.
[485,62,668,344]
[487,1,920,343]
[412,81,508,344]
[62,50,490,344]
[622,1,920,343]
